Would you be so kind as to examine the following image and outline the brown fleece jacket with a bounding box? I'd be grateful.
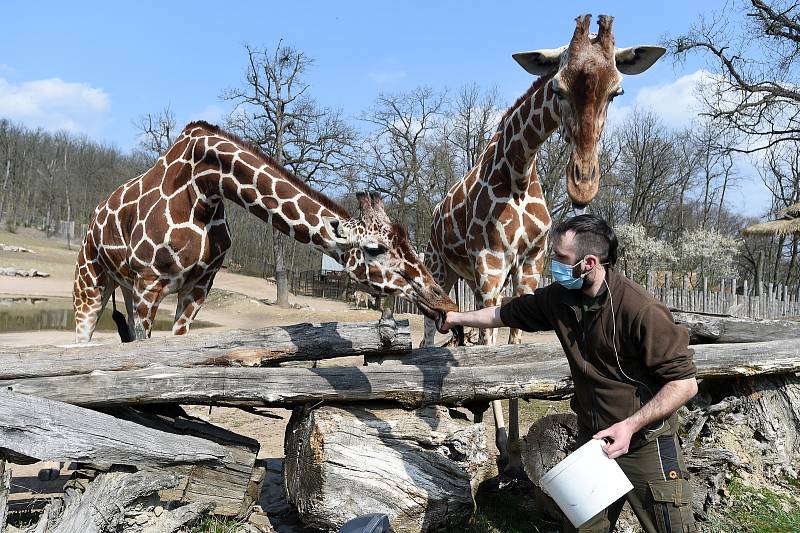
[500,269,696,448]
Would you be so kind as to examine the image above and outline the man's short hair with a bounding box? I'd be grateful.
[553,214,618,266]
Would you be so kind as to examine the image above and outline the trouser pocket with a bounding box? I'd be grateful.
[648,479,697,533]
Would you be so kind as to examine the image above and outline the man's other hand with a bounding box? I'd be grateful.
[593,419,636,459]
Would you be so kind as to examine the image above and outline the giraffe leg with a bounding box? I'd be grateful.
[73,270,116,344]
[120,285,136,340]
[173,270,217,336]
[131,278,169,340]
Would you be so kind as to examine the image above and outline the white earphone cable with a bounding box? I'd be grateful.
[604,276,665,436]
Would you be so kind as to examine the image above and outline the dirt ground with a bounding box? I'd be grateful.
[0,226,564,523]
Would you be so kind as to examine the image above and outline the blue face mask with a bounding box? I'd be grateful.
[551,258,588,290]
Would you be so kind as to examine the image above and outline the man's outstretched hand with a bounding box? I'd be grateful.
[437,311,456,334]
[594,419,636,459]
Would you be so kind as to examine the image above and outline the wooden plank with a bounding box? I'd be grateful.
[1,339,799,408]
[0,390,226,466]
[672,312,800,343]
[0,319,411,380]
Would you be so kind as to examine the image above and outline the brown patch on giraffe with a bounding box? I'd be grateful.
[134,239,155,264]
[213,141,238,154]
[165,138,190,161]
[274,180,299,200]
[238,151,263,170]
[542,109,558,131]
[293,225,311,244]
[162,163,193,196]
[240,186,258,205]
[484,254,503,270]
[272,215,290,235]
[525,201,551,224]
[218,152,234,175]
[283,201,301,221]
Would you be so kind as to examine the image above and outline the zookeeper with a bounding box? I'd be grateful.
[441,214,698,533]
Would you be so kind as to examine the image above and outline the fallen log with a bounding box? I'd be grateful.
[284,404,492,533]
[108,407,263,517]
[2,338,798,408]
[48,471,179,533]
[672,312,800,343]
[0,318,410,379]
[0,390,226,466]
[0,267,49,277]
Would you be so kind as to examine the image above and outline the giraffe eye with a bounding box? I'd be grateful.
[364,244,388,256]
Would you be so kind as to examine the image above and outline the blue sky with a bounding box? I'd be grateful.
[0,1,772,217]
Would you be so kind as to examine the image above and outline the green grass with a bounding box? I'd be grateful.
[705,477,800,533]
[188,515,249,532]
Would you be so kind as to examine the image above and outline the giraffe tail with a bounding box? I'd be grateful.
[111,291,134,343]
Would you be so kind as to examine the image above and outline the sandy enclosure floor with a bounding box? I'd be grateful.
[0,227,565,525]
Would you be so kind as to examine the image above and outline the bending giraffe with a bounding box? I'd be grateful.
[73,121,457,343]
[422,14,664,471]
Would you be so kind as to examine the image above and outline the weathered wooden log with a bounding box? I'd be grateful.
[0,318,410,380]
[672,312,800,343]
[284,404,492,533]
[0,460,9,531]
[0,267,49,277]
[0,390,226,466]
[108,407,263,517]
[49,471,179,533]
[365,340,564,366]
[2,339,799,408]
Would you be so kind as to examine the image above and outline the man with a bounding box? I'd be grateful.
[441,215,698,533]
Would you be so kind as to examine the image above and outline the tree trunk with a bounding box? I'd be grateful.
[284,404,492,533]
[0,157,11,222]
[273,230,290,308]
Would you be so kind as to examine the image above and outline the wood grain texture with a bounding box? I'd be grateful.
[0,390,226,465]
[1,338,798,409]
[0,319,410,379]
[284,404,492,533]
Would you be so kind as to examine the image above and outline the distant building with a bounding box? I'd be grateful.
[321,254,344,272]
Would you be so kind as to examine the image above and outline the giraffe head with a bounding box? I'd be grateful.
[513,14,665,209]
[323,192,458,325]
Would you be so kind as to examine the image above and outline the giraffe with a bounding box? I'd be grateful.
[421,14,665,472]
[73,121,458,343]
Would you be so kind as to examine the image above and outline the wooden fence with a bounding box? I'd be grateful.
[392,273,800,319]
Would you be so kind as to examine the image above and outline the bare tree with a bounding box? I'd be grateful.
[669,0,800,153]
[133,105,177,163]
[447,84,500,178]
[358,86,446,243]
[221,41,356,307]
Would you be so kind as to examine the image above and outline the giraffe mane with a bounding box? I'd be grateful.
[495,72,556,133]
[182,120,352,220]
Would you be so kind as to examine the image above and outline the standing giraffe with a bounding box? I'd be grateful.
[73,121,457,343]
[422,14,665,471]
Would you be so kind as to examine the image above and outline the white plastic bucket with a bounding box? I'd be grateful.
[539,438,634,528]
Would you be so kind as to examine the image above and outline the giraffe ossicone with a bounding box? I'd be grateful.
[73,121,457,343]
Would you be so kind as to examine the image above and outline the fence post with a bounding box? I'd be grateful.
[744,279,750,317]
[665,273,671,308]
[702,277,708,313]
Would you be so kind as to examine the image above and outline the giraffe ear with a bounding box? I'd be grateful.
[512,46,566,75]
[322,216,358,245]
[615,46,665,75]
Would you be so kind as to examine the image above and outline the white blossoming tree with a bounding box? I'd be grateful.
[677,228,742,282]
[616,224,676,283]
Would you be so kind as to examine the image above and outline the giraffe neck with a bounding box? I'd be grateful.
[185,124,349,262]
[487,72,560,186]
